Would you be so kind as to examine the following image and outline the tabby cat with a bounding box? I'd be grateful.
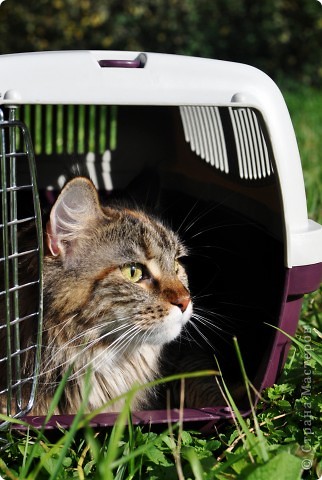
[0,176,233,415]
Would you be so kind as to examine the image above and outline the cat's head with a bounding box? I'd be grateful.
[45,177,192,351]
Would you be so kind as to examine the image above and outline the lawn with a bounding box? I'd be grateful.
[0,83,321,480]
[283,84,322,224]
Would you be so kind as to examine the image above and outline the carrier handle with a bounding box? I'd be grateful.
[98,53,146,69]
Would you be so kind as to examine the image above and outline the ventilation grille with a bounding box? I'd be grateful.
[180,106,274,181]
[19,105,118,155]
[229,107,273,180]
[180,106,229,173]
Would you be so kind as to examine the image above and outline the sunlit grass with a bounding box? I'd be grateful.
[281,84,322,223]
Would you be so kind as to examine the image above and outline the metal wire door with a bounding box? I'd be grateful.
[0,106,43,431]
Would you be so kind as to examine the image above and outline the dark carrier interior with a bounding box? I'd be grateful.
[1,103,288,420]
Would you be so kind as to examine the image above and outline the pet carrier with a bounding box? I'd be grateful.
[0,51,321,433]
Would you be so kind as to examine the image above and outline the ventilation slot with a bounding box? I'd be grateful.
[180,105,274,181]
[20,105,118,155]
[229,107,273,180]
[180,106,229,173]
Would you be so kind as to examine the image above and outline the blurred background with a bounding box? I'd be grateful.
[1,0,322,86]
[0,0,321,219]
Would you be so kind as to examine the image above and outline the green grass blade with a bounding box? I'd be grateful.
[79,369,218,427]
[233,337,269,463]
[19,364,74,479]
[97,388,136,479]
[265,323,322,367]
[24,367,92,480]
[214,355,264,462]
[183,447,204,480]
[47,368,93,480]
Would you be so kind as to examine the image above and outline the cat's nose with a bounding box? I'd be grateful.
[163,288,191,313]
[174,295,191,313]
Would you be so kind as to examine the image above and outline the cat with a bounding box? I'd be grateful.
[1,175,242,417]
[1,176,198,415]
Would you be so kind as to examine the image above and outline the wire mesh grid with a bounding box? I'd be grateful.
[0,106,43,432]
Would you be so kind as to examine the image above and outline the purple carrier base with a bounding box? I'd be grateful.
[16,407,236,435]
[259,262,322,393]
[17,262,321,434]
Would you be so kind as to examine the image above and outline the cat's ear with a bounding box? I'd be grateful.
[46,177,103,259]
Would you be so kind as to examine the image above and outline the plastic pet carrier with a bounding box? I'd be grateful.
[0,51,321,433]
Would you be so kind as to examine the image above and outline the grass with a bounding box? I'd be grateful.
[0,83,321,479]
[282,83,322,223]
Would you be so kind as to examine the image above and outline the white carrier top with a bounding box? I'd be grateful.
[0,50,321,268]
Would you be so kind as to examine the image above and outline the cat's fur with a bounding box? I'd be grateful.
[1,177,195,414]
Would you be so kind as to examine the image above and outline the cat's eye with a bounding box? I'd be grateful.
[121,263,144,283]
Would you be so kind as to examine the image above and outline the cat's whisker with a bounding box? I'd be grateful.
[177,322,203,348]
[139,326,157,347]
[176,200,200,234]
[192,313,236,342]
[190,244,236,256]
[45,315,79,349]
[42,315,76,334]
[40,322,136,377]
[193,305,237,328]
[188,321,216,351]
[99,325,140,355]
[69,325,143,381]
[190,293,213,303]
[40,341,125,383]
[112,323,152,358]
[53,316,135,350]
[74,324,134,356]
[179,200,222,235]
[180,197,234,236]
[192,313,225,332]
[189,221,252,240]
[192,312,214,323]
